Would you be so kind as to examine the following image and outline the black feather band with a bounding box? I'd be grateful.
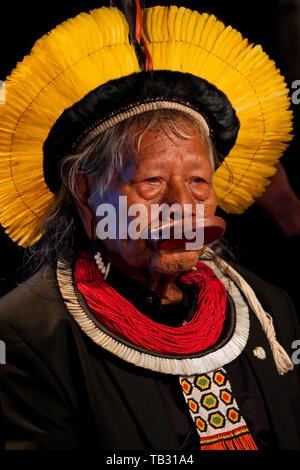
[43,70,240,193]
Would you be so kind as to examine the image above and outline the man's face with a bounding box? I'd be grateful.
[90,124,218,276]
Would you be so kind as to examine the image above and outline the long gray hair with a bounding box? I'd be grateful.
[27,109,218,272]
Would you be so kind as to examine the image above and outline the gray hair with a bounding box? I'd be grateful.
[61,109,217,201]
[28,109,219,269]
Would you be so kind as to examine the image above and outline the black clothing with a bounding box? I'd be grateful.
[0,264,299,450]
[105,265,274,449]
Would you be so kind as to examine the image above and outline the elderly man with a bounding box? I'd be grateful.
[0,3,299,451]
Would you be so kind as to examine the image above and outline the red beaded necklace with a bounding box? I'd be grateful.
[74,252,227,355]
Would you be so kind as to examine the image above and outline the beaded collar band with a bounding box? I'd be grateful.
[57,247,294,376]
[56,255,250,376]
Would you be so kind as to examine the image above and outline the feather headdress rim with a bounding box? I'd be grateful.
[0,5,293,247]
[43,70,240,193]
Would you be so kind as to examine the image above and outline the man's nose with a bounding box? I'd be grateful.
[161,180,195,211]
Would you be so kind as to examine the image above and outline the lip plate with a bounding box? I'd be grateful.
[152,216,226,250]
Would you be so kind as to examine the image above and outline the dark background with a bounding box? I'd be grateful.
[0,1,299,311]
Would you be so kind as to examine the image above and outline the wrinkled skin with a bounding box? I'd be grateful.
[75,125,218,303]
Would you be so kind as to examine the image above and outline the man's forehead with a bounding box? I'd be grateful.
[133,119,207,143]
[130,129,210,164]
[134,121,206,146]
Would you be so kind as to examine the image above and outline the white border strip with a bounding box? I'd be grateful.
[77,100,210,151]
[56,258,249,376]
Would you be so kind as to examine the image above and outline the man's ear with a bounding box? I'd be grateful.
[73,171,96,239]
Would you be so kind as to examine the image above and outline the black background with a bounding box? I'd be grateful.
[0,1,299,311]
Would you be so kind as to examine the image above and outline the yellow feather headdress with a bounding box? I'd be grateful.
[0,5,293,247]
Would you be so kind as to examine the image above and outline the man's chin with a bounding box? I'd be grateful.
[149,248,202,275]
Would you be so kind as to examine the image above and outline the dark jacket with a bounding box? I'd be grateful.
[0,264,299,450]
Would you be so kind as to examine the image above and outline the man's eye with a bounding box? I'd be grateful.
[192,177,205,183]
[146,177,160,183]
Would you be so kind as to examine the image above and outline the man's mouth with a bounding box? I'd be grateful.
[157,238,192,251]
[146,216,226,251]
